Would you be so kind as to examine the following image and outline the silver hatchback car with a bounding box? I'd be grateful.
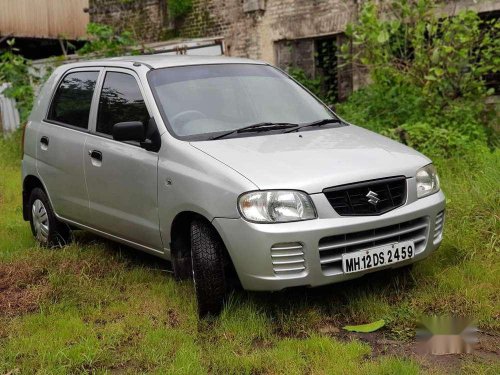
[22,56,445,315]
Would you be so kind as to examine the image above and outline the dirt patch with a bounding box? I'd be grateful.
[350,331,464,373]
[319,326,499,374]
[167,308,180,328]
[0,261,50,317]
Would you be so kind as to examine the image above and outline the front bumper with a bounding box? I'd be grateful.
[213,190,445,291]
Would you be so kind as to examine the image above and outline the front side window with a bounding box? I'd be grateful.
[47,71,99,129]
[96,72,150,135]
[148,64,337,140]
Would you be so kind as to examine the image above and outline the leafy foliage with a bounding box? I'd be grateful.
[0,40,38,123]
[77,23,139,58]
[344,0,499,103]
[334,0,499,158]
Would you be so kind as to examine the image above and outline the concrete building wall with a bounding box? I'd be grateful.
[180,0,358,63]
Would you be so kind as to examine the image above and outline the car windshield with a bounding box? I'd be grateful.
[148,64,338,140]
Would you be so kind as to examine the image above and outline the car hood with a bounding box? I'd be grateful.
[190,125,431,193]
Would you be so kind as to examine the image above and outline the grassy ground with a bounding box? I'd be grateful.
[0,131,498,374]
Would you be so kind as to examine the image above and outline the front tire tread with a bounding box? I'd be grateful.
[190,219,226,317]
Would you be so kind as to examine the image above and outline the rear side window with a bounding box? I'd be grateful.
[96,72,150,135]
[47,71,99,129]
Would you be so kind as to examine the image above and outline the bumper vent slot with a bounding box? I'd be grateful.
[319,217,429,275]
[324,176,407,216]
[271,243,306,275]
[433,211,445,243]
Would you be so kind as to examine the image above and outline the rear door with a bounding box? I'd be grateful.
[84,68,162,251]
[37,69,101,223]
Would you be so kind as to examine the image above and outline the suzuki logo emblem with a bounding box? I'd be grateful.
[366,190,380,205]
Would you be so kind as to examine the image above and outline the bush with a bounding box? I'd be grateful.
[384,122,476,158]
[344,0,498,104]
[287,67,325,102]
[335,0,498,159]
[336,81,490,158]
[0,40,37,124]
[335,80,424,132]
[77,23,138,58]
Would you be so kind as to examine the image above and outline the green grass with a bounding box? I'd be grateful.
[0,131,498,374]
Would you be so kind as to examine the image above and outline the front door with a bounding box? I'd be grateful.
[84,69,162,251]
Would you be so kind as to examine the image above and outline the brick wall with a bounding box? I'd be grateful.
[88,0,166,42]
[179,0,358,63]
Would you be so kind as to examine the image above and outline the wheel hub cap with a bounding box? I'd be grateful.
[32,199,49,242]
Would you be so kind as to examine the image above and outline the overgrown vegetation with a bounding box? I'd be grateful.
[336,0,499,157]
[288,67,324,100]
[0,40,38,123]
[167,0,193,20]
[77,22,139,58]
[290,1,499,158]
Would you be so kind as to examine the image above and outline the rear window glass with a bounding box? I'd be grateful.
[47,71,99,129]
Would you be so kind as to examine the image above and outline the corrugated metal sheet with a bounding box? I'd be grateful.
[0,0,89,39]
[0,83,21,134]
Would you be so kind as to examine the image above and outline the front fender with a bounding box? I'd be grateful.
[157,136,256,248]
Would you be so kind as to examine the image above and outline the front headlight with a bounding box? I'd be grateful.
[416,164,440,198]
[238,190,317,223]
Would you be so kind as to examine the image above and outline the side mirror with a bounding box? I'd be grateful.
[112,121,146,142]
[141,117,161,152]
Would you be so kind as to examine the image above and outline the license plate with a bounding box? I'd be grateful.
[342,241,415,274]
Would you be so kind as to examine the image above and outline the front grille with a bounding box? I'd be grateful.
[271,242,306,275]
[433,211,445,243]
[319,217,429,275]
[324,176,407,216]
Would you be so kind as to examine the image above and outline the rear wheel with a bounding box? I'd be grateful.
[28,188,71,247]
[190,219,227,317]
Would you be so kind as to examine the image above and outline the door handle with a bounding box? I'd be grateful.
[88,149,102,161]
[40,136,49,150]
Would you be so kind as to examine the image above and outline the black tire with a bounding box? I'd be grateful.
[28,188,71,247]
[190,219,226,317]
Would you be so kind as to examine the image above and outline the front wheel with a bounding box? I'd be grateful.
[190,219,227,317]
[28,188,71,247]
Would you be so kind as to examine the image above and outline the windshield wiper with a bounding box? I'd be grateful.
[211,122,299,140]
[284,118,342,133]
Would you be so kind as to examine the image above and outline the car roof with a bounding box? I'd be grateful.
[59,55,267,70]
